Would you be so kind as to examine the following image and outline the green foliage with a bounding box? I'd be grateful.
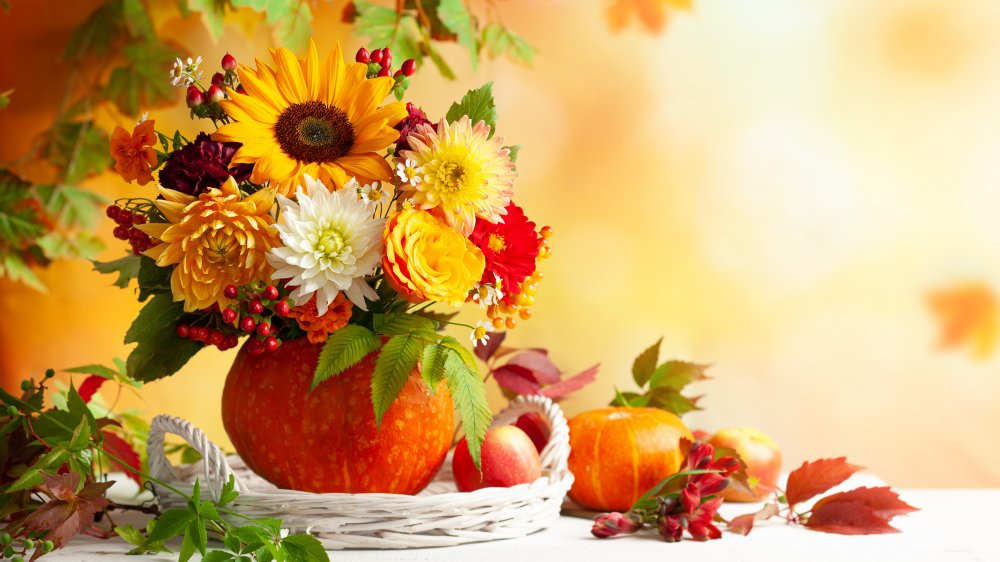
[188,0,314,51]
[39,122,112,184]
[124,294,203,382]
[137,255,172,302]
[480,23,537,65]
[446,83,497,137]
[420,342,446,392]
[373,313,438,337]
[438,0,478,70]
[103,41,177,116]
[0,89,11,110]
[371,334,424,427]
[612,338,709,416]
[92,254,141,289]
[441,343,491,470]
[311,324,381,390]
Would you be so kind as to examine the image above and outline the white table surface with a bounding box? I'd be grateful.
[45,488,998,562]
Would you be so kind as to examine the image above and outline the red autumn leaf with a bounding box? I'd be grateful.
[805,500,899,535]
[727,502,780,536]
[78,375,107,404]
[24,473,113,548]
[506,350,561,384]
[812,487,918,520]
[474,330,508,363]
[493,364,542,395]
[785,457,864,507]
[101,431,142,484]
[540,364,600,399]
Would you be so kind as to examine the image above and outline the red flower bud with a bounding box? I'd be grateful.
[211,72,226,87]
[393,70,402,78]
[591,512,642,539]
[207,84,225,103]
[222,308,238,323]
[263,284,279,300]
[221,53,238,71]
[370,49,383,64]
[275,300,290,317]
[401,58,416,77]
[355,47,370,63]
[657,514,684,543]
[377,67,390,77]
[186,86,205,107]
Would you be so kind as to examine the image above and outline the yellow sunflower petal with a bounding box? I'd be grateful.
[214,121,274,144]
[220,93,279,125]
[253,153,298,185]
[303,39,320,100]
[238,69,287,113]
[336,153,392,182]
[253,58,277,84]
[319,163,350,188]
[351,101,407,134]
[335,62,368,108]
[346,76,394,123]
[274,47,308,104]
[323,42,345,106]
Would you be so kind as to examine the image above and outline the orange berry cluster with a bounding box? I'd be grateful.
[487,226,553,330]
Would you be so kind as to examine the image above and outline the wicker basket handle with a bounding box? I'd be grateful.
[147,415,250,501]
[490,395,571,477]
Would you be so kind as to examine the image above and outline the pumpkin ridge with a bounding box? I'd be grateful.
[591,417,608,509]
[627,423,639,507]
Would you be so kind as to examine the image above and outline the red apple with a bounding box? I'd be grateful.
[514,412,550,453]
[452,425,542,492]
[709,427,782,502]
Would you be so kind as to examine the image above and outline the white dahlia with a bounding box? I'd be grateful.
[267,175,385,314]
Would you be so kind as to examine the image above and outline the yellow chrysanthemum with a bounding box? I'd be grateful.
[382,208,485,307]
[214,40,406,195]
[399,116,516,236]
[139,177,279,312]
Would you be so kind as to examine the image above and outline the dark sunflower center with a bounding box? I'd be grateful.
[273,101,355,163]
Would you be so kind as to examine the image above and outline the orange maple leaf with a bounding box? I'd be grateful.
[927,282,999,359]
[606,0,693,35]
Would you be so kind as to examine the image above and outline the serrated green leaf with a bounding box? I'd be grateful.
[421,342,446,393]
[438,0,478,70]
[371,334,424,427]
[444,349,490,470]
[353,1,424,63]
[137,256,172,302]
[505,144,521,163]
[179,528,198,562]
[69,415,92,452]
[649,387,700,416]
[439,336,477,369]
[254,517,283,535]
[102,41,176,116]
[219,474,239,506]
[203,551,236,562]
[1,254,46,291]
[92,254,141,289]
[632,337,662,387]
[122,0,155,39]
[124,293,203,382]
[148,509,195,543]
[188,517,208,556]
[187,0,225,41]
[648,360,710,390]
[446,82,497,136]
[373,313,438,337]
[115,524,145,547]
[228,525,272,549]
[417,310,459,329]
[281,534,329,562]
[272,1,312,52]
[38,120,111,183]
[64,0,124,58]
[312,324,381,390]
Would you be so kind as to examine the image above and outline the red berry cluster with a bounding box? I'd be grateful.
[175,323,239,351]
[106,205,153,255]
[355,46,416,79]
[221,282,291,355]
[187,53,242,109]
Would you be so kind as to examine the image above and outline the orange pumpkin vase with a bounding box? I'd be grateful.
[221,337,454,494]
[567,407,693,511]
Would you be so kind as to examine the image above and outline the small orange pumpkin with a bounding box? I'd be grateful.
[221,337,453,494]
[567,407,692,511]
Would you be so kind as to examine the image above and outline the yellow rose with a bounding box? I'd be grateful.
[383,209,485,306]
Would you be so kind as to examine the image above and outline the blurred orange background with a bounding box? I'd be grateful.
[2,0,999,488]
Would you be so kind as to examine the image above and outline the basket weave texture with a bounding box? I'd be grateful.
[146,394,574,549]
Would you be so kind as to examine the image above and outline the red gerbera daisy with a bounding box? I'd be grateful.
[469,202,539,302]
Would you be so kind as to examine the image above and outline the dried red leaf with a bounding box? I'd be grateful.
[78,375,107,404]
[492,364,542,395]
[505,350,561,384]
[805,500,899,535]
[474,330,507,362]
[727,502,780,536]
[812,487,918,520]
[24,474,113,547]
[540,364,599,399]
[785,457,864,507]
[101,431,142,484]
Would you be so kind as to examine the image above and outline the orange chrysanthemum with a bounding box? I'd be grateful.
[139,177,279,312]
[110,120,158,185]
[288,292,353,343]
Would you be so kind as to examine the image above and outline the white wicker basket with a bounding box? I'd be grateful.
[146,394,573,549]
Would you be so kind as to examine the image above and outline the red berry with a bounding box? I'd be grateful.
[248,298,264,315]
[116,209,133,225]
[186,86,205,107]
[113,226,129,240]
[256,322,271,337]
[393,70,402,78]
[106,205,121,219]
[210,330,225,347]
[223,284,239,299]
[377,67,390,77]
[370,49,382,64]
[176,323,190,338]
[192,327,209,342]
[221,53,238,71]
[381,51,392,69]
[225,334,239,349]
[240,316,256,332]
[211,72,226,87]
[275,300,290,317]
[402,59,416,76]
[222,308,238,323]
[207,84,225,103]
[132,214,146,225]
[247,338,265,355]
[263,285,279,300]
[355,47,370,63]
[264,336,280,352]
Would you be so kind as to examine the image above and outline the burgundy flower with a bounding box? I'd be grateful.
[159,133,253,196]
[591,512,642,539]
[394,102,431,154]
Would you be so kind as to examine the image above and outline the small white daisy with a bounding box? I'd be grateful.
[169,55,204,87]
[396,159,423,186]
[471,277,504,309]
[356,182,390,205]
[470,321,495,348]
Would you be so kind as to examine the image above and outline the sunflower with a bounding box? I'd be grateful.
[214,40,406,195]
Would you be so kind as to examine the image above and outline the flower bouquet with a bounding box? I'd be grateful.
[99,41,552,493]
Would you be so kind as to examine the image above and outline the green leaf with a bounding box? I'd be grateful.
[446,83,497,136]
[124,293,203,382]
[444,348,491,470]
[179,529,198,562]
[631,468,722,512]
[371,334,424,427]
[187,517,208,556]
[281,534,329,562]
[219,474,239,506]
[438,0,478,70]
[373,313,438,337]
[69,416,92,452]
[114,524,145,547]
[649,387,701,416]
[64,0,125,57]
[648,360,710,390]
[632,337,662,387]
[353,1,424,63]
[480,23,536,65]
[38,121,111,183]
[416,310,459,329]
[420,342,446,393]
[187,0,225,40]
[92,254,141,289]
[122,0,155,39]
[0,254,46,292]
[439,336,477,369]
[228,525,272,549]
[425,42,457,80]
[505,144,521,163]
[102,41,177,116]
[272,1,313,52]
[137,256,172,302]
[64,364,118,379]
[34,184,105,230]
[312,325,381,390]
[147,508,195,543]
[202,551,236,562]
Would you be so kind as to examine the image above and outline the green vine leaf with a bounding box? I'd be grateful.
[124,293,203,382]
[446,82,497,136]
[103,41,177,116]
[39,122,112,184]
[371,334,424,427]
[421,342,446,393]
[480,23,536,65]
[373,312,438,337]
[444,348,491,470]
[92,254,141,289]
[438,0,478,70]
[631,337,662,387]
[280,534,328,562]
[312,324,381,390]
